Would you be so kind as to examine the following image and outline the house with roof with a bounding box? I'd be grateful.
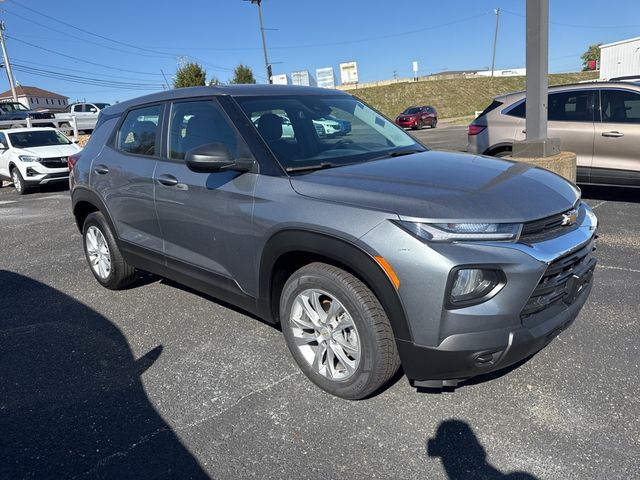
[0,85,69,112]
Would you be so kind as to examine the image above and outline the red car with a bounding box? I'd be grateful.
[395,106,438,130]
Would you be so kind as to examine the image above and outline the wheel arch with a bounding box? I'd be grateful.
[259,229,412,342]
[483,142,513,157]
[71,187,116,235]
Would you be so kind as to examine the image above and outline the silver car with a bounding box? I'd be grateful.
[70,85,597,399]
[468,81,640,187]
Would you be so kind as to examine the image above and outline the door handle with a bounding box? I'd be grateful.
[602,131,624,137]
[93,164,109,175]
[157,174,179,186]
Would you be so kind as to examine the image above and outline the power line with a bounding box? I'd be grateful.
[7,0,179,57]
[1,8,173,59]
[502,9,640,29]
[5,35,166,76]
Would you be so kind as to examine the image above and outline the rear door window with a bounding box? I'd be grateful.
[600,89,640,123]
[116,105,161,156]
[505,91,594,122]
[548,91,592,122]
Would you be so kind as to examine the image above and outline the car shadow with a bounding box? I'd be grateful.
[427,419,539,479]
[0,270,210,479]
[581,185,640,203]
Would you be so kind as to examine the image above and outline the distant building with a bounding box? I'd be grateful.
[600,37,640,80]
[0,85,69,112]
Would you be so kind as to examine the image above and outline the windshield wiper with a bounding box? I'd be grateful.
[387,149,426,157]
[286,162,337,173]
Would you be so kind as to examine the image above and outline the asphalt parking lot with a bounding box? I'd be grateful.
[1,132,638,479]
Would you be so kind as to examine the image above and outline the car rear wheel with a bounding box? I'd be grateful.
[82,211,136,289]
[280,262,400,400]
[11,168,28,195]
[493,149,512,158]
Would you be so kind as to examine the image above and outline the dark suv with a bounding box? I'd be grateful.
[70,85,597,399]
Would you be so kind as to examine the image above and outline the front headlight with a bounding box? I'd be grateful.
[397,221,522,242]
[19,155,40,162]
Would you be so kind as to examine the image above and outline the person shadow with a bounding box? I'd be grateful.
[427,420,539,480]
[0,270,210,479]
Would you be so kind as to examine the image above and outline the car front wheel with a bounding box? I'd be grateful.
[280,262,400,399]
[11,168,27,195]
[82,211,136,289]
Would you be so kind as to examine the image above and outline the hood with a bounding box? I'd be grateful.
[19,144,81,157]
[398,113,419,119]
[289,151,579,222]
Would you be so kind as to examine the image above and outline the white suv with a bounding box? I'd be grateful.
[0,127,81,194]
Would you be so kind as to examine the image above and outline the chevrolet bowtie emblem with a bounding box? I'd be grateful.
[561,209,578,226]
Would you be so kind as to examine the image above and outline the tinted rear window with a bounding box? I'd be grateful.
[477,100,504,119]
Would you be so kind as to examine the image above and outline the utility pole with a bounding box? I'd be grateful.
[247,0,272,83]
[0,21,18,102]
[490,8,501,78]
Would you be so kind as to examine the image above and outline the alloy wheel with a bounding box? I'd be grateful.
[85,226,112,280]
[289,289,361,381]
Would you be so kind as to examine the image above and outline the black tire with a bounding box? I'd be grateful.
[494,149,512,158]
[431,119,437,128]
[280,262,400,400]
[11,168,28,195]
[82,211,137,290]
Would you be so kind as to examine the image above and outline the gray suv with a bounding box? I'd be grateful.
[70,85,597,399]
[468,81,640,187]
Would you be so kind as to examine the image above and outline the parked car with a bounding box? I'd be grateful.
[323,114,352,135]
[468,81,640,187]
[70,85,597,399]
[0,127,81,194]
[313,117,343,137]
[395,106,438,130]
[0,101,56,128]
[57,102,111,132]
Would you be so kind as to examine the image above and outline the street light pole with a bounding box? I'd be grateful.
[490,8,500,77]
[249,0,272,84]
[0,21,18,102]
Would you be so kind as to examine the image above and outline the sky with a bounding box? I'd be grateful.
[1,0,640,104]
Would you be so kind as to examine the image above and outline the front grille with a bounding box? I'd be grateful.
[521,238,596,318]
[40,157,68,168]
[31,112,55,120]
[519,205,582,243]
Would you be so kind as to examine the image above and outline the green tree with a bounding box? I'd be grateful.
[230,64,256,84]
[173,62,207,88]
[208,77,221,86]
[581,44,602,71]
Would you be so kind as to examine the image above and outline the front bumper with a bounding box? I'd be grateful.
[359,202,598,385]
[23,165,69,185]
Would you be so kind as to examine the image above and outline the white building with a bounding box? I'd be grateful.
[600,37,640,80]
[271,74,290,85]
[0,85,69,111]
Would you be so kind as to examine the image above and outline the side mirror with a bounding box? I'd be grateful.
[89,108,97,113]
[185,143,255,173]
[0,144,8,151]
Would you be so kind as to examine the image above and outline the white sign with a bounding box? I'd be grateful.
[412,61,418,73]
[291,70,311,86]
[316,67,335,88]
[339,62,359,85]
[271,74,289,85]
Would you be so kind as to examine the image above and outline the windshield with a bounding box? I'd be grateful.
[93,103,110,110]
[9,130,72,148]
[402,107,421,114]
[236,94,425,171]
[1,102,29,112]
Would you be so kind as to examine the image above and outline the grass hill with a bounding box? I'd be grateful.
[349,71,599,121]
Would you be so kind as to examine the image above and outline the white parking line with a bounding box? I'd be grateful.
[0,200,17,205]
[598,264,640,274]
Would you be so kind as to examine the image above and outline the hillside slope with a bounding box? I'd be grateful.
[350,71,599,120]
